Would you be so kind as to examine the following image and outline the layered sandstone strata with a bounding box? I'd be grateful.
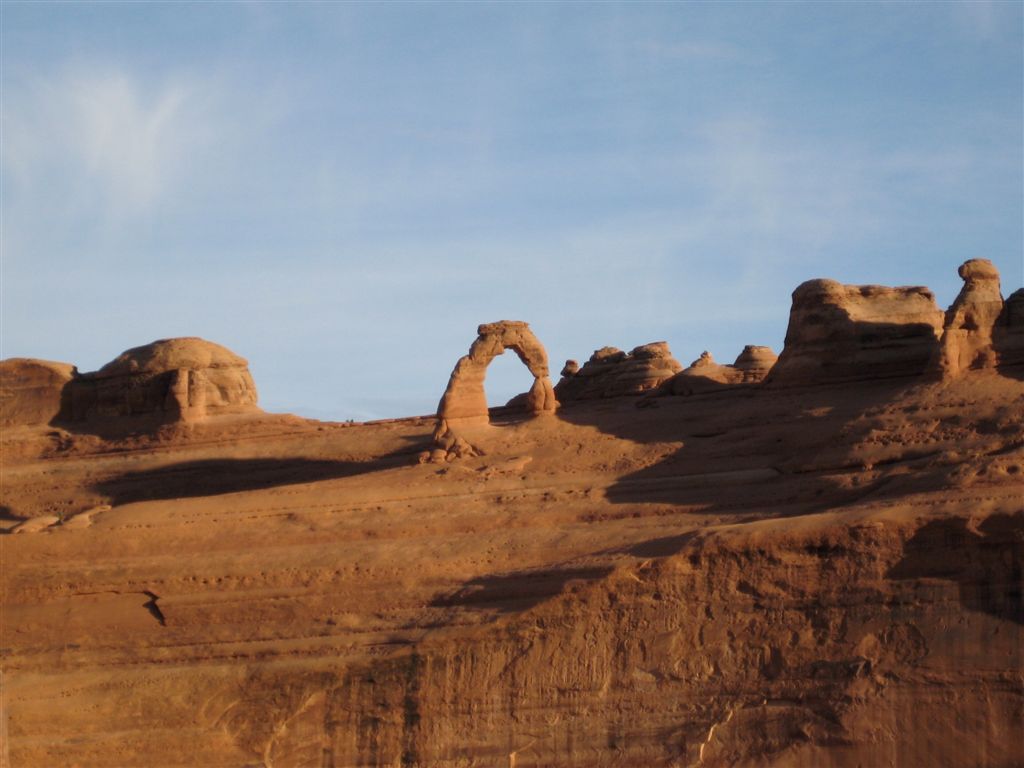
[0,358,76,428]
[555,341,682,401]
[994,288,1024,373]
[66,337,258,425]
[768,280,944,385]
[0,338,259,432]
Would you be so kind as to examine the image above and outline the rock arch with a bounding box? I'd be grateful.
[437,321,557,424]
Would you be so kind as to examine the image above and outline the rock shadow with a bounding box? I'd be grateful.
[94,456,405,506]
[888,514,1023,625]
[617,531,701,558]
[556,371,920,516]
[430,565,614,614]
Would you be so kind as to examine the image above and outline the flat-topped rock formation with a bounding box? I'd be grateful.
[0,337,259,433]
[555,341,682,401]
[0,358,76,428]
[768,279,944,385]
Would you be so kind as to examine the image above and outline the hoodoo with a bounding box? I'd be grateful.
[936,258,1006,376]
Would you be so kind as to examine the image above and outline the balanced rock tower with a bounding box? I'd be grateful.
[936,258,1006,376]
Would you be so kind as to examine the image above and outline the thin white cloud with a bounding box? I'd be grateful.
[3,67,221,219]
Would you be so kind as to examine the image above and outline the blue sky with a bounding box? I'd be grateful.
[3,1,1022,420]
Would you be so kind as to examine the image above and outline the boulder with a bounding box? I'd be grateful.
[0,358,76,428]
[555,341,682,401]
[768,280,944,385]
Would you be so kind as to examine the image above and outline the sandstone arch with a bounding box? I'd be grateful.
[437,321,557,424]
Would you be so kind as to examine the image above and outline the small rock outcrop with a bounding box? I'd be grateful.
[64,337,258,426]
[935,259,1006,377]
[732,345,779,382]
[555,342,682,402]
[437,321,556,424]
[658,346,777,395]
[768,280,944,385]
[0,359,76,428]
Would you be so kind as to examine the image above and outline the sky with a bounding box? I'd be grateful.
[2,1,1022,420]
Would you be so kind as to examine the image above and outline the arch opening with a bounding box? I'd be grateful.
[485,350,542,422]
[436,320,557,426]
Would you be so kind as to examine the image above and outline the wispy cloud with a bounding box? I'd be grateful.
[3,67,222,219]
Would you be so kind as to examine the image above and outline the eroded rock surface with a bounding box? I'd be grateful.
[658,346,778,396]
[555,341,682,401]
[64,337,258,427]
[995,288,1024,374]
[768,280,944,385]
[0,358,76,428]
[3,261,1023,768]
[437,321,556,424]
[936,259,1006,376]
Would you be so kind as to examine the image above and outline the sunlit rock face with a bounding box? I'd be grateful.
[555,341,682,401]
[935,259,1006,377]
[768,279,944,385]
[0,358,76,427]
[437,320,556,424]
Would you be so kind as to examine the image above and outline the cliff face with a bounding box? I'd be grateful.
[0,358,76,428]
[995,288,1024,373]
[2,262,1022,768]
[251,516,1020,768]
[767,280,944,385]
